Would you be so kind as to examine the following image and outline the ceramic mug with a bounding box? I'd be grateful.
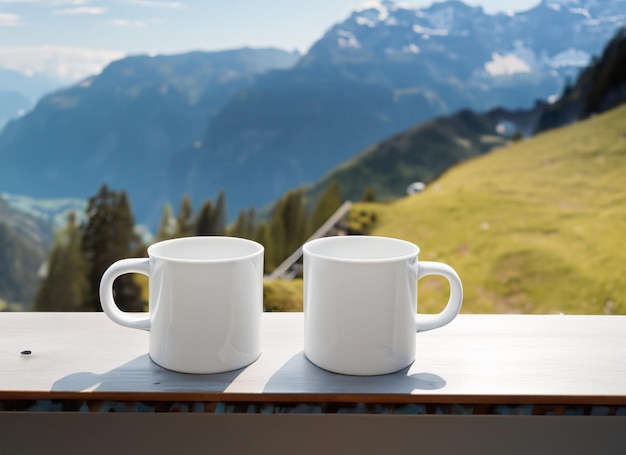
[303,235,463,375]
[99,236,264,374]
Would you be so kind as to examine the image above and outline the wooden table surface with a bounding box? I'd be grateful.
[1,312,625,405]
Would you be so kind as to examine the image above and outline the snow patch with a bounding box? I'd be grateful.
[550,48,591,68]
[404,43,420,54]
[569,7,591,19]
[355,16,376,27]
[336,30,361,49]
[427,6,456,30]
[548,93,560,103]
[413,24,449,37]
[484,53,531,76]
[353,1,389,21]
[385,16,398,26]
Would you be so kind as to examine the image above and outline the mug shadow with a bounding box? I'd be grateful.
[262,351,446,394]
[51,354,248,394]
[51,351,446,398]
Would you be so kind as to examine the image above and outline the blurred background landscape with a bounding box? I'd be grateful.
[0,0,624,314]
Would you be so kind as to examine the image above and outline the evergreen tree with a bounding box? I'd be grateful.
[176,195,194,237]
[269,207,286,269]
[582,28,626,116]
[213,191,227,236]
[156,202,176,240]
[231,208,256,240]
[34,212,89,311]
[361,186,377,202]
[116,192,140,254]
[81,185,143,312]
[195,199,214,236]
[310,181,343,233]
[270,189,308,267]
[245,208,257,239]
[255,221,273,273]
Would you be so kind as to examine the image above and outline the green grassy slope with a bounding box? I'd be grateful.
[358,104,626,314]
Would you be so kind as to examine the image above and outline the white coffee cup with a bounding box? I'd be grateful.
[99,236,264,374]
[303,235,463,375]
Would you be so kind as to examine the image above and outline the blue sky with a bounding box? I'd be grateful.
[0,0,541,81]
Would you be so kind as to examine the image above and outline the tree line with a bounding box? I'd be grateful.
[34,181,368,312]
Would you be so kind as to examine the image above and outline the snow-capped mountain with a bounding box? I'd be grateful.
[301,0,626,106]
[181,0,625,216]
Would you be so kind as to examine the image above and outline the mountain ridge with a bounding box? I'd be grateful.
[0,48,300,226]
[302,108,508,206]
[0,0,624,226]
[172,0,626,216]
[301,24,626,208]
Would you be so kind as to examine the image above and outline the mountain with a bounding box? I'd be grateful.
[302,109,508,206]
[357,103,626,314]
[0,66,67,104]
[0,67,72,131]
[0,90,30,132]
[297,0,626,111]
[301,24,626,209]
[177,0,626,217]
[291,22,626,314]
[0,193,86,235]
[0,48,300,226]
[0,0,624,225]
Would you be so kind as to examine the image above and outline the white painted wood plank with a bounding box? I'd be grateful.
[1,313,625,403]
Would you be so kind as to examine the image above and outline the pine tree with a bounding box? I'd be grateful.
[116,192,140,254]
[245,208,257,239]
[195,199,214,236]
[310,181,343,233]
[34,212,89,311]
[81,185,143,312]
[156,202,176,240]
[269,207,286,268]
[270,189,308,267]
[361,186,377,202]
[582,27,626,116]
[230,208,256,240]
[176,195,194,237]
[255,221,273,273]
[213,191,227,236]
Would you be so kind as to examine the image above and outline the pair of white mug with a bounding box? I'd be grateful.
[100,235,463,375]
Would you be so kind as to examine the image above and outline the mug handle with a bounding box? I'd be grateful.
[412,261,463,332]
[99,258,151,330]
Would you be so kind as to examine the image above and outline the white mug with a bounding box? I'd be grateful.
[99,236,264,374]
[303,235,463,375]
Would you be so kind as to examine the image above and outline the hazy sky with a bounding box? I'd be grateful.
[0,0,542,80]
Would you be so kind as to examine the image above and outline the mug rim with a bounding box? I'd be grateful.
[147,236,264,263]
[303,235,419,263]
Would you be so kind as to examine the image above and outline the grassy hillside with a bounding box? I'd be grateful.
[353,104,626,315]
